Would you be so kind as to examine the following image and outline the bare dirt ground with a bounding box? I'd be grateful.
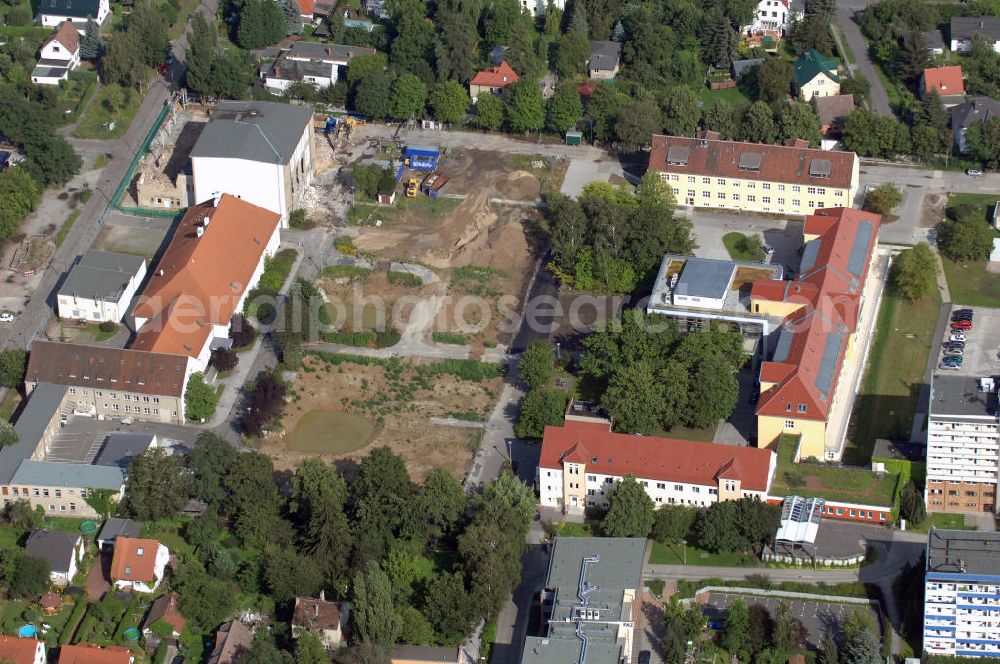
[921,192,947,228]
[261,353,501,481]
[318,270,426,333]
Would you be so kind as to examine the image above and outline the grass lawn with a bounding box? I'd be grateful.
[941,258,1000,308]
[907,512,972,534]
[948,193,998,222]
[845,281,941,464]
[772,436,898,506]
[872,62,902,110]
[644,579,665,597]
[140,516,195,560]
[0,524,23,549]
[0,389,22,421]
[284,411,375,453]
[55,210,81,248]
[74,85,141,140]
[555,522,595,537]
[698,85,751,110]
[167,0,199,39]
[722,232,765,262]
[832,24,855,65]
[649,540,753,566]
[57,71,98,125]
[660,424,718,443]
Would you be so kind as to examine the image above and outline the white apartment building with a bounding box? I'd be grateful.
[925,375,999,515]
[57,251,147,323]
[924,529,1000,657]
[537,420,776,514]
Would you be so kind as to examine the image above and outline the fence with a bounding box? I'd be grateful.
[761,546,868,567]
[111,98,182,219]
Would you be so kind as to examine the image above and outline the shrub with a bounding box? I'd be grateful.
[240,371,286,436]
[334,236,357,256]
[387,270,422,287]
[322,264,371,279]
[185,373,219,422]
[98,320,117,333]
[229,315,258,349]
[209,347,238,372]
[432,331,469,345]
[863,183,903,214]
[0,349,27,388]
[289,209,316,230]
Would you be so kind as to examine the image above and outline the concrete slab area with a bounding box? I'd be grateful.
[935,305,1000,378]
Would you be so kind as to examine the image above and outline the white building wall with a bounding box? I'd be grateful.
[924,576,1000,657]
[536,466,767,509]
[191,157,285,223]
[114,542,170,593]
[659,172,855,216]
[40,38,79,64]
[40,0,109,30]
[57,261,146,323]
[951,38,1000,54]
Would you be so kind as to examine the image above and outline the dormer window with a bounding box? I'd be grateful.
[137,547,145,556]
[797,404,807,413]
[124,565,132,576]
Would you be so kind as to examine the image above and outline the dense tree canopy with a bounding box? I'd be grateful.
[602,475,655,537]
[124,448,190,521]
[891,242,936,301]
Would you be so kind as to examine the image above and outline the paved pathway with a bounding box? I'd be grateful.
[836,3,895,117]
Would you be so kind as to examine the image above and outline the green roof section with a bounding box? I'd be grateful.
[794,49,841,88]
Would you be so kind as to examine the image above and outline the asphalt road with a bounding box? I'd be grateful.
[836,3,895,117]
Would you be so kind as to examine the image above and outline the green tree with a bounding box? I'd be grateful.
[587,82,629,141]
[8,554,49,598]
[702,12,738,69]
[429,80,469,124]
[423,571,475,645]
[187,431,237,506]
[127,0,168,66]
[295,631,328,664]
[124,448,190,521]
[843,109,912,158]
[602,474,655,538]
[722,598,750,656]
[224,451,285,547]
[347,53,388,85]
[554,31,589,79]
[661,86,699,137]
[516,387,570,439]
[4,500,42,533]
[819,632,839,664]
[185,372,219,421]
[0,167,40,242]
[265,548,324,604]
[789,14,834,54]
[778,101,822,146]
[415,468,467,540]
[183,13,217,96]
[891,242,936,301]
[506,78,545,133]
[236,0,287,48]
[174,562,236,631]
[899,480,926,525]
[652,504,696,544]
[938,207,994,262]
[966,115,1000,167]
[753,58,793,103]
[21,131,82,186]
[355,70,395,119]
[474,93,504,130]
[911,124,944,161]
[686,353,740,429]
[602,362,666,435]
[351,447,415,545]
[389,73,427,121]
[0,349,26,388]
[352,561,397,648]
[614,99,662,152]
[546,81,584,134]
[519,340,555,389]
[841,610,881,664]
[79,17,105,59]
[741,100,778,144]
[773,601,800,651]
[864,183,903,214]
[703,99,738,139]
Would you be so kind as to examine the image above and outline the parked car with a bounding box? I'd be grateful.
[943,350,964,358]
[955,308,973,316]
[949,336,966,344]
[952,320,973,329]
[945,342,966,351]
[953,312,973,321]
[967,169,984,177]
[638,652,652,664]
[939,362,962,370]
[0,312,14,323]
[942,355,964,365]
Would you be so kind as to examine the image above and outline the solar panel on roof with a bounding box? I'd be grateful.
[816,333,844,396]
[738,152,763,172]
[809,158,832,178]
[846,220,873,278]
[772,330,794,363]
[800,239,821,273]
[666,146,690,165]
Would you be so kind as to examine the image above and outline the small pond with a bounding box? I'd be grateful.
[285,411,375,454]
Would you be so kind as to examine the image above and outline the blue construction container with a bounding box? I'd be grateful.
[404,144,440,170]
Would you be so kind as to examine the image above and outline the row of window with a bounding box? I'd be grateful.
[679,189,833,209]
[929,488,996,498]
[550,469,731,495]
[666,174,839,197]
[0,499,77,512]
[824,506,886,519]
[68,388,160,404]
[12,486,83,498]
[929,500,993,509]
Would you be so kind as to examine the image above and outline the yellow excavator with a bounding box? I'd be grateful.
[406,178,419,197]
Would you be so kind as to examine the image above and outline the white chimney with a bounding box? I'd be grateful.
[203,215,210,227]
[196,227,204,238]
[158,269,164,276]
[213,193,221,207]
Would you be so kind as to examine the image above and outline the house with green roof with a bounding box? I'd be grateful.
[794,49,841,101]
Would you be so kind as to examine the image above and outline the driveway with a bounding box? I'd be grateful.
[85,549,112,601]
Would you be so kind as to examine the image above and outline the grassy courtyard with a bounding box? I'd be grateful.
[698,85,751,110]
[722,232,766,262]
[648,541,753,567]
[906,512,971,534]
[845,280,940,464]
[771,436,898,507]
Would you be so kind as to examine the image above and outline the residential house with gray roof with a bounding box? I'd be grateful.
[25,528,85,585]
[950,16,1000,53]
[57,250,147,324]
[588,41,621,79]
[949,96,1000,152]
[97,517,143,551]
[522,537,646,664]
[190,101,315,224]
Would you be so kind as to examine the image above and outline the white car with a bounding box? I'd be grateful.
[967,169,984,177]
[0,312,15,323]
[950,333,966,342]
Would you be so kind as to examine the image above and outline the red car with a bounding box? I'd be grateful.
[952,320,973,330]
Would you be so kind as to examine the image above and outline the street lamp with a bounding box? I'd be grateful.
[682,539,687,565]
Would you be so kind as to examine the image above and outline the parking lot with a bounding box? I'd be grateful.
[701,592,882,648]
[935,306,1000,377]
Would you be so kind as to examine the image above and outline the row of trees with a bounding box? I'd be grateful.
[120,434,534,659]
[546,174,694,294]
[579,312,745,434]
[101,0,170,89]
